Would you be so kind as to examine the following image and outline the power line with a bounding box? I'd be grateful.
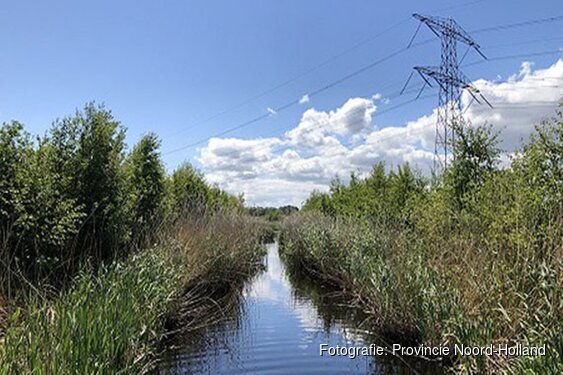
[162,2,555,140]
[474,101,561,107]
[471,15,563,34]
[199,94,439,160]
[163,47,562,155]
[163,16,563,155]
[483,36,563,49]
[200,96,561,164]
[166,33,560,150]
[163,48,412,154]
[203,97,560,162]
[464,50,563,67]
[170,87,439,159]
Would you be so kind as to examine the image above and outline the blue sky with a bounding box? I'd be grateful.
[1,0,562,205]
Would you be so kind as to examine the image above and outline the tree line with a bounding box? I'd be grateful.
[0,103,243,294]
[283,109,562,373]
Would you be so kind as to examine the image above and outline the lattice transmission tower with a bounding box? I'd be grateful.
[405,14,491,172]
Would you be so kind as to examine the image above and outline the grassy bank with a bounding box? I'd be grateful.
[0,212,265,374]
[280,114,562,374]
[280,214,560,373]
[0,250,180,374]
[0,103,268,372]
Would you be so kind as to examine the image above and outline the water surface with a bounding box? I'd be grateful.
[158,243,443,374]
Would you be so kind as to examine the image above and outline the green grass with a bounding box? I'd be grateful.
[280,213,561,374]
[0,212,266,374]
[0,249,182,374]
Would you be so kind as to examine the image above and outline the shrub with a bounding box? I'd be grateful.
[283,112,562,373]
[0,122,84,290]
[168,163,244,216]
[125,133,166,245]
[1,103,246,297]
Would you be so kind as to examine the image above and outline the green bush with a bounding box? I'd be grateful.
[282,111,562,373]
[55,103,130,260]
[303,162,426,227]
[0,122,84,289]
[125,133,166,245]
[1,103,245,296]
[168,163,244,216]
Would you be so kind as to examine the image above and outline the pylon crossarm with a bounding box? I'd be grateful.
[409,14,490,174]
[414,67,435,87]
[466,89,483,105]
[413,14,478,46]
[412,13,486,59]
[415,66,468,90]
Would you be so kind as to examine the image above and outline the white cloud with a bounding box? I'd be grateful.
[464,59,563,150]
[267,107,277,116]
[299,94,310,104]
[372,92,390,104]
[285,97,376,151]
[197,59,563,206]
[285,108,336,149]
[197,137,282,178]
[330,97,376,135]
[518,61,534,79]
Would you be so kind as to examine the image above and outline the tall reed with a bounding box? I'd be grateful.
[280,210,561,374]
[0,250,181,374]
[0,211,266,374]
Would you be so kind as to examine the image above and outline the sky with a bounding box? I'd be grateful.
[1,0,562,206]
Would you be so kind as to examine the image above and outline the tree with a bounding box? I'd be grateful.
[444,123,500,209]
[126,133,166,242]
[0,122,31,231]
[50,103,129,261]
[511,109,562,244]
[169,163,211,214]
[387,163,426,223]
[0,121,84,285]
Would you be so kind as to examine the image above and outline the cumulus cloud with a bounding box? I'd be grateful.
[330,97,377,135]
[285,108,337,149]
[464,59,563,150]
[285,97,376,151]
[198,59,562,206]
[299,94,310,104]
[198,137,282,179]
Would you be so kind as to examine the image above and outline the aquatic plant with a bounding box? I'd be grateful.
[0,211,265,374]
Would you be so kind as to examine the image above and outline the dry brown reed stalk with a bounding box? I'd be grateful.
[157,210,266,343]
[0,293,6,339]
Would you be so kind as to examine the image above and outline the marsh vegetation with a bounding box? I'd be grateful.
[0,103,560,374]
[280,111,562,374]
[0,104,265,373]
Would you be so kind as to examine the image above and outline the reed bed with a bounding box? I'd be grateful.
[161,212,266,333]
[0,212,266,374]
[0,250,180,374]
[280,212,561,374]
[279,116,562,374]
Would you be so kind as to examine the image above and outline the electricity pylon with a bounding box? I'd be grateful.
[405,14,491,172]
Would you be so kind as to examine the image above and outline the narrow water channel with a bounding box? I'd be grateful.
[158,243,444,374]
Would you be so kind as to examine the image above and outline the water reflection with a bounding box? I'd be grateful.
[158,243,444,374]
